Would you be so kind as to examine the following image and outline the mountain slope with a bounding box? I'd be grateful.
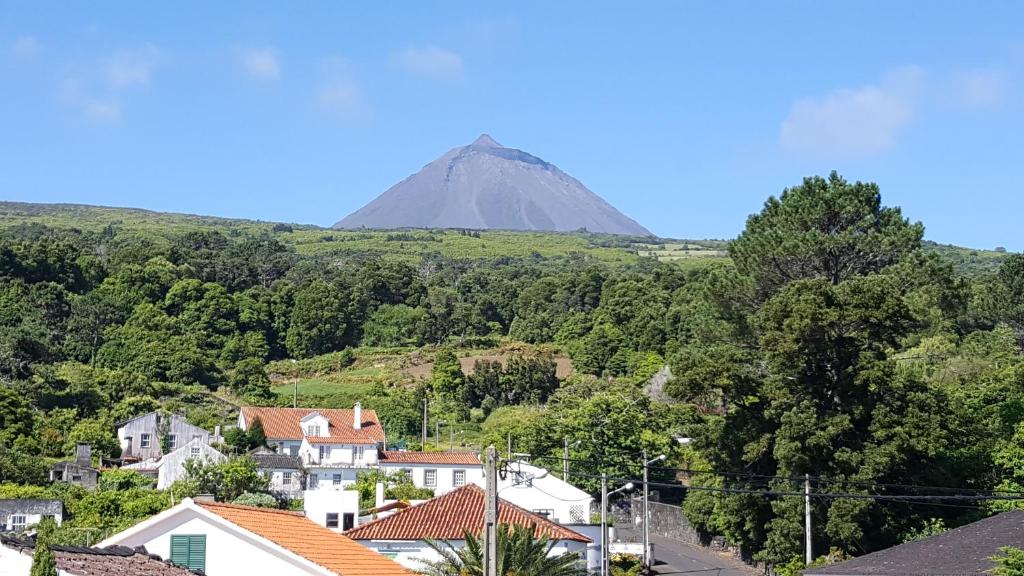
[334,135,653,236]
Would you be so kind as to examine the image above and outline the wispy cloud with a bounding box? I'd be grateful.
[392,46,464,81]
[780,66,924,159]
[239,46,280,79]
[59,78,120,122]
[953,68,1007,109]
[11,35,40,58]
[103,44,160,88]
[317,56,365,117]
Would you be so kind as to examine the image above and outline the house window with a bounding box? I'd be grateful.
[308,475,319,489]
[453,469,466,487]
[71,475,82,482]
[167,435,177,450]
[332,473,342,485]
[190,445,201,458]
[288,445,298,457]
[192,434,201,442]
[343,513,355,531]
[532,509,554,519]
[319,445,328,462]
[170,535,206,571]
[424,469,437,487]
[10,515,27,531]
[282,472,292,486]
[353,446,365,462]
[326,513,339,528]
[140,433,152,448]
[307,424,321,436]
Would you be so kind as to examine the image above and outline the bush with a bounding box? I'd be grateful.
[233,492,279,508]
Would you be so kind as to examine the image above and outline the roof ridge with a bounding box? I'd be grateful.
[197,500,304,517]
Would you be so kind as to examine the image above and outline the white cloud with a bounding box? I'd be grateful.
[953,69,1007,109]
[240,47,280,79]
[780,67,925,159]
[316,56,365,117]
[103,45,160,88]
[11,35,40,57]
[393,46,464,81]
[83,100,121,121]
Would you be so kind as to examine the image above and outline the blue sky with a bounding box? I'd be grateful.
[1,2,1022,250]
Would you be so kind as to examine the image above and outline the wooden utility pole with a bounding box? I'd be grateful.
[805,473,813,564]
[600,473,608,576]
[483,445,499,576]
[563,437,570,481]
[642,449,650,569]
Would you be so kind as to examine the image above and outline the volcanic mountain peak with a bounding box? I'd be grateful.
[334,135,652,236]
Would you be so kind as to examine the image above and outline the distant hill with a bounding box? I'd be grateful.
[334,134,653,236]
[0,201,1011,275]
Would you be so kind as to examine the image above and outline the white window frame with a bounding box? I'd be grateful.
[282,472,292,486]
[332,473,342,485]
[167,434,177,450]
[190,445,201,458]
[353,446,364,463]
[140,433,152,448]
[10,515,27,531]
[424,469,437,487]
[307,424,320,436]
[319,445,328,462]
[326,512,339,528]
[453,469,466,487]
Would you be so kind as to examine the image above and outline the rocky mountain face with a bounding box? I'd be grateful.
[334,135,652,236]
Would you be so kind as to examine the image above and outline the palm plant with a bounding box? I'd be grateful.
[420,523,585,576]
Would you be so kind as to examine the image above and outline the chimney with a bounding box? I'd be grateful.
[375,481,386,508]
[195,494,215,503]
[353,402,362,430]
[213,425,221,443]
[76,444,91,467]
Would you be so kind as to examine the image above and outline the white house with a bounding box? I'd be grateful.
[249,448,305,499]
[97,497,412,576]
[0,534,195,575]
[117,411,220,462]
[303,488,361,533]
[123,438,226,489]
[378,451,482,495]
[0,500,64,532]
[238,404,384,489]
[343,484,591,571]
[475,460,594,525]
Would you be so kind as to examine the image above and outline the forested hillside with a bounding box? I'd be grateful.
[1,173,1023,566]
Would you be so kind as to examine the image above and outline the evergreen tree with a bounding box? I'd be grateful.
[30,517,58,576]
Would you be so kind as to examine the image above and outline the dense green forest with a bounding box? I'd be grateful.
[1,172,1023,566]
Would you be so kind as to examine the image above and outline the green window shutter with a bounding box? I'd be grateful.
[170,535,189,567]
[187,535,206,571]
[170,534,206,571]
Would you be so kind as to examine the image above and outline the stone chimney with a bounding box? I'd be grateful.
[75,443,91,467]
[353,402,362,430]
[194,494,215,503]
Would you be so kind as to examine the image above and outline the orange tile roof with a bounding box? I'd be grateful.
[379,451,482,465]
[197,500,412,576]
[241,407,385,444]
[343,484,591,543]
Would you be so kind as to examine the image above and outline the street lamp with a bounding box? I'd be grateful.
[601,475,633,576]
[642,452,666,569]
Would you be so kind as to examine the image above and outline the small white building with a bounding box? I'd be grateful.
[116,411,219,462]
[0,500,64,532]
[475,461,594,525]
[97,497,412,576]
[123,438,226,489]
[249,448,305,499]
[303,488,361,532]
[238,404,384,489]
[344,484,591,571]
[378,451,482,495]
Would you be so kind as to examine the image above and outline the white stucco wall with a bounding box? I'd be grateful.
[474,463,593,524]
[380,462,483,495]
[101,506,327,576]
[303,488,361,532]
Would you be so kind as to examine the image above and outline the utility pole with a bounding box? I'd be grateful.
[421,399,428,450]
[563,437,570,482]
[642,451,666,570]
[805,473,813,564]
[483,445,499,576]
[436,420,441,450]
[450,427,455,452]
[507,432,512,460]
[600,473,608,576]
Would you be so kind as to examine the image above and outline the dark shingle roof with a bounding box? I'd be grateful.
[803,510,1024,576]
[0,499,64,516]
[0,535,198,575]
[249,451,303,470]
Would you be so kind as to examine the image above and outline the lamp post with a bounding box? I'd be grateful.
[642,451,666,569]
[601,474,633,576]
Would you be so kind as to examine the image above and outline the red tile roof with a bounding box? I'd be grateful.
[197,500,412,576]
[343,484,591,543]
[241,407,385,444]
[379,451,482,465]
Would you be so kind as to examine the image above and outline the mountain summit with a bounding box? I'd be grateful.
[333,135,652,236]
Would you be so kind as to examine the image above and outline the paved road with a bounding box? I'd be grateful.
[616,528,758,576]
